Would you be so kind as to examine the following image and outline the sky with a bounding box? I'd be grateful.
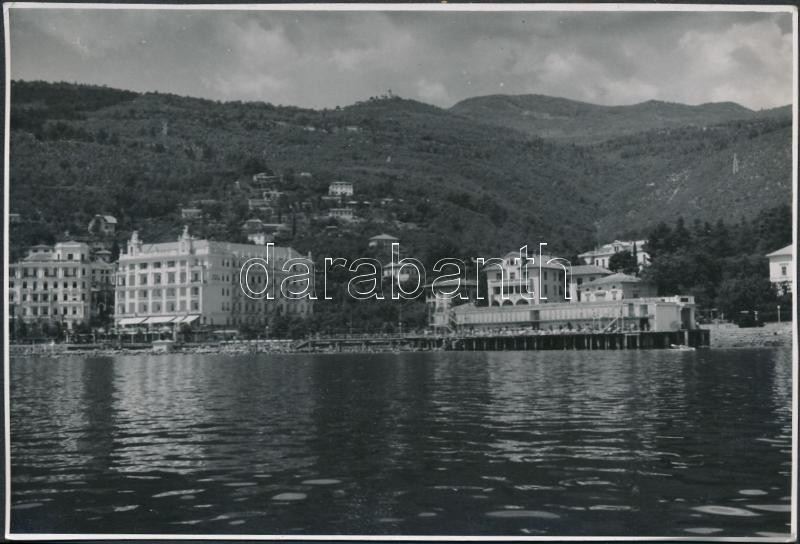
[7,7,796,110]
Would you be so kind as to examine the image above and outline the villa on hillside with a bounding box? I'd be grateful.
[88,214,118,237]
[328,208,355,221]
[368,233,399,250]
[328,181,354,197]
[579,240,649,269]
[181,207,202,220]
[252,172,281,186]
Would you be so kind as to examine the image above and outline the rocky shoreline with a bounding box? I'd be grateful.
[707,322,793,349]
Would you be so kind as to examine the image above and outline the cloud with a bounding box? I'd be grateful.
[416,79,451,105]
[8,8,795,110]
[676,17,793,107]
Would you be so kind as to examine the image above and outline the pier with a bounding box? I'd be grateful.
[294,329,710,353]
[9,329,711,356]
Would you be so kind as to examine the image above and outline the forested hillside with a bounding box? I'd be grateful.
[8,80,793,260]
[9,81,608,262]
[590,115,793,238]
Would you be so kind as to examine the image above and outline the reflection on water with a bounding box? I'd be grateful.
[10,348,793,536]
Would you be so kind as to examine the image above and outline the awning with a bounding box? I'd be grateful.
[118,317,147,326]
[143,316,176,324]
[174,315,200,324]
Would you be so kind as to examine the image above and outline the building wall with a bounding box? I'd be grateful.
[8,242,114,329]
[768,253,794,292]
[114,233,313,329]
[449,297,693,332]
[653,304,681,332]
[569,272,611,302]
[368,237,399,250]
[328,182,354,196]
[247,233,269,246]
[329,208,355,221]
[483,255,569,306]
[581,281,658,302]
[426,280,479,329]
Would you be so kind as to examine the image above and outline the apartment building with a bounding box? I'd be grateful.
[8,241,115,329]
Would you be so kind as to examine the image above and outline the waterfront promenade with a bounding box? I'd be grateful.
[10,327,717,356]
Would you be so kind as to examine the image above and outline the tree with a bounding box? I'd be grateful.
[269,312,290,338]
[642,210,790,319]
[238,322,260,339]
[608,250,638,275]
[644,222,672,261]
[716,276,776,318]
[73,321,92,335]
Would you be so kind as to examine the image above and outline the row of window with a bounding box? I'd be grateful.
[119,300,201,314]
[493,284,565,296]
[116,299,310,316]
[16,305,84,317]
[126,260,189,270]
[118,271,202,286]
[124,257,259,271]
[14,267,91,278]
[11,280,87,290]
[12,292,86,302]
[119,287,200,298]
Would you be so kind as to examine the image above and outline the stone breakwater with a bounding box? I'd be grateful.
[708,322,793,349]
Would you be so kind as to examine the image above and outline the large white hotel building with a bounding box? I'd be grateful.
[115,228,313,329]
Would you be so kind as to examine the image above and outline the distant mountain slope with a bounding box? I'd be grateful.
[450,93,786,144]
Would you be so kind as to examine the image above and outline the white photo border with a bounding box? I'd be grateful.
[2,2,797,541]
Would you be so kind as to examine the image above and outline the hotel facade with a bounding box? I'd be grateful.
[114,228,313,329]
[8,241,115,330]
